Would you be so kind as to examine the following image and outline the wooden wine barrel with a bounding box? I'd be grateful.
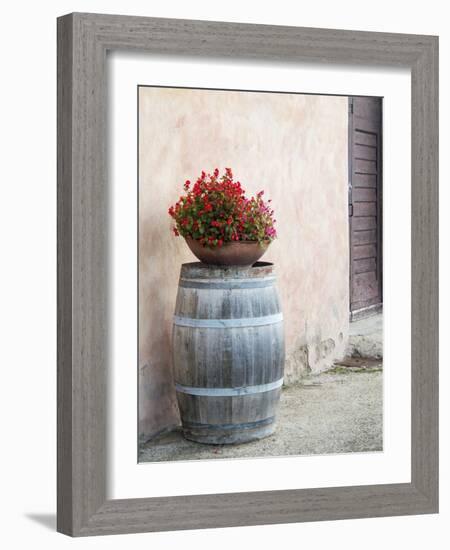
[172,261,285,444]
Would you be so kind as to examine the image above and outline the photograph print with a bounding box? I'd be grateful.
[138,85,383,462]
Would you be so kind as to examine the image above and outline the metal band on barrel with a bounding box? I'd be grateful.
[179,276,276,290]
[173,312,283,328]
[183,416,275,431]
[175,377,284,397]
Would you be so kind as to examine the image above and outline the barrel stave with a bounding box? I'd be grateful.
[174,285,282,320]
[173,324,284,388]
[176,389,281,425]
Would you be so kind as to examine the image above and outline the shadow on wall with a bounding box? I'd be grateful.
[138,243,185,442]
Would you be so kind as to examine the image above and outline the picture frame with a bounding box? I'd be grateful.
[57,12,438,536]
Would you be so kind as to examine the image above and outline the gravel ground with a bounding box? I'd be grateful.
[347,314,383,359]
[139,365,383,463]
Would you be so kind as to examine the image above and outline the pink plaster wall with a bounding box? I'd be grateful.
[138,87,349,441]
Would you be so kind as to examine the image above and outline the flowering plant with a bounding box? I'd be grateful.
[168,168,277,248]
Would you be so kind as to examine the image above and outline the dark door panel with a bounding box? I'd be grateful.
[349,97,383,318]
[353,202,377,217]
[352,216,377,231]
[352,244,377,260]
[353,258,377,274]
[352,229,377,246]
[353,158,377,174]
[354,144,377,161]
[353,173,377,188]
[352,271,379,300]
[353,188,377,202]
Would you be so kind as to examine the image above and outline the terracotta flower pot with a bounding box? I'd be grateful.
[185,236,270,267]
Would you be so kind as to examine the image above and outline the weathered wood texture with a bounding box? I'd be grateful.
[173,262,285,444]
[57,12,438,536]
[349,96,383,315]
[57,13,109,535]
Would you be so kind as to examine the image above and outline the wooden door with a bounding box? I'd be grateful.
[348,96,383,319]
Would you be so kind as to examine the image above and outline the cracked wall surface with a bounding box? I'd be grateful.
[139,88,349,440]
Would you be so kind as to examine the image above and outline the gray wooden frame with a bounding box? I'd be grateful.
[57,12,438,537]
